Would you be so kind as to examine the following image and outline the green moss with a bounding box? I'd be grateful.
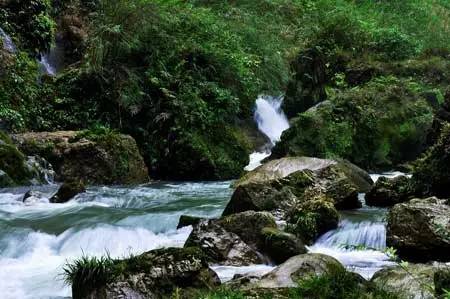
[0,130,32,186]
[273,76,435,171]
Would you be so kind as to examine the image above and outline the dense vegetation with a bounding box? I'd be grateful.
[1,0,449,178]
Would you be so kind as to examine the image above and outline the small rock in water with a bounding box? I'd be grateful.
[22,190,47,204]
[50,180,86,203]
[177,215,203,229]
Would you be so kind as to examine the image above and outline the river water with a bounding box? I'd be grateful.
[0,173,399,299]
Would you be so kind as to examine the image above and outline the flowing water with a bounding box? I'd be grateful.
[0,27,16,53]
[245,96,290,171]
[0,182,233,299]
[0,172,400,298]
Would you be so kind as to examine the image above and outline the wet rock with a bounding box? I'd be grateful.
[23,190,47,204]
[184,219,263,266]
[12,131,149,185]
[224,157,367,218]
[177,215,203,229]
[245,253,345,289]
[287,197,339,244]
[365,175,414,207]
[217,211,277,248]
[260,227,307,264]
[25,155,55,185]
[77,247,220,299]
[387,197,450,262]
[50,181,86,203]
[371,264,440,299]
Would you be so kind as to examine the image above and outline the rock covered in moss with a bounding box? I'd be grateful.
[224,157,369,218]
[287,198,339,244]
[50,181,86,203]
[365,175,414,207]
[426,88,450,146]
[217,211,277,248]
[0,131,33,187]
[371,264,441,299]
[387,197,450,262]
[76,247,220,299]
[272,76,434,171]
[260,227,307,264]
[413,124,450,198]
[12,130,149,185]
[282,47,328,118]
[246,253,345,289]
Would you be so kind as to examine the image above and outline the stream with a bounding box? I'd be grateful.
[0,174,400,299]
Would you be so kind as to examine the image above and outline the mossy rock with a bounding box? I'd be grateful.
[412,124,450,198]
[287,198,339,244]
[272,76,435,171]
[365,175,414,207]
[261,227,307,264]
[12,131,149,185]
[0,130,32,187]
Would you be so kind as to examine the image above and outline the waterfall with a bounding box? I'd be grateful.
[0,27,16,53]
[245,96,290,171]
[38,53,57,76]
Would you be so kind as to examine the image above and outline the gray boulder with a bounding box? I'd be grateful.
[387,197,450,262]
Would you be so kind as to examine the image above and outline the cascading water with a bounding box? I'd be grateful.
[0,27,17,53]
[38,53,57,76]
[245,96,290,171]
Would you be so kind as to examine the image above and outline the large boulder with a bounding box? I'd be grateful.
[12,131,149,185]
[74,247,220,299]
[224,157,370,218]
[287,197,339,244]
[271,77,434,171]
[260,227,307,264]
[184,211,304,266]
[244,253,345,289]
[365,175,414,207]
[0,131,48,187]
[184,219,263,266]
[371,264,441,299]
[387,197,450,262]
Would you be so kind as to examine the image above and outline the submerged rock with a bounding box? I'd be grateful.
[50,181,86,203]
[365,175,414,207]
[76,247,220,299]
[387,197,450,262]
[12,131,149,185]
[371,264,441,299]
[23,190,47,204]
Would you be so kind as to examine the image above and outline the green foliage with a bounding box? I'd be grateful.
[0,0,55,54]
[63,254,117,299]
[273,76,435,170]
[0,130,32,186]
